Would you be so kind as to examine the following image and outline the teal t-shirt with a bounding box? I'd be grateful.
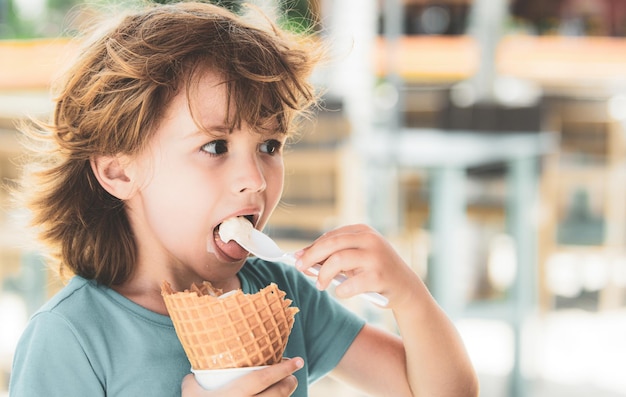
[9,259,365,396]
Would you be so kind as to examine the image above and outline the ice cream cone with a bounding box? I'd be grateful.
[161,281,299,370]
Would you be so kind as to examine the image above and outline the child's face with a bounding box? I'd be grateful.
[125,70,285,277]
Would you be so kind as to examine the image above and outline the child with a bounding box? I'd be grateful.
[10,2,478,396]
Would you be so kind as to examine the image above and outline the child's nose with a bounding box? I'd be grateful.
[233,155,267,193]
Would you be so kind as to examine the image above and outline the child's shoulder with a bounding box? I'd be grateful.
[21,276,101,342]
[36,276,94,315]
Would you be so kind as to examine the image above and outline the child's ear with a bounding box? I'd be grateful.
[90,155,137,200]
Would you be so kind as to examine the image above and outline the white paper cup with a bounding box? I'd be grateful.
[192,366,268,390]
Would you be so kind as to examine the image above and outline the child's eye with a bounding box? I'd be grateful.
[201,140,228,155]
[259,139,283,155]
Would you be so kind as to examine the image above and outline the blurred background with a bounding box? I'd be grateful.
[2,0,626,396]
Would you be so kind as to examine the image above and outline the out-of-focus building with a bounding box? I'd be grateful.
[366,0,626,312]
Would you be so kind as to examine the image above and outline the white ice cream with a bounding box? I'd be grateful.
[218,216,253,244]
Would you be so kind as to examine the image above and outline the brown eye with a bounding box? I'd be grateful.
[201,140,228,155]
[259,139,282,155]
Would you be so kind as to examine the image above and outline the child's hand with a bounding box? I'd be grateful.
[296,224,423,308]
[181,357,303,396]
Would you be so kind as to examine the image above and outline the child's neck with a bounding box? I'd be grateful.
[112,281,170,315]
[113,272,242,316]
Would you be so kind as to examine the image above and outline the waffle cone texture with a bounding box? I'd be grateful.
[162,281,299,370]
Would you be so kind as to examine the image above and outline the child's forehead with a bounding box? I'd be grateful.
[183,67,227,100]
[160,69,227,125]
[186,71,230,119]
[178,68,285,137]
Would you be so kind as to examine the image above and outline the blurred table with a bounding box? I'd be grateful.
[359,127,557,397]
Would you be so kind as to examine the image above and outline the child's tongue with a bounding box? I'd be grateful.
[214,231,249,260]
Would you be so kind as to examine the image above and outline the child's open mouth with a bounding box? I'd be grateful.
[212,215,255,261]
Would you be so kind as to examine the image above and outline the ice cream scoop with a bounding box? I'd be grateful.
[218,216,252,244]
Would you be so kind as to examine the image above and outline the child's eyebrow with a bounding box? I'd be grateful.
[186,125,231,139]
[205,125,232,135]
[185,124,286,140]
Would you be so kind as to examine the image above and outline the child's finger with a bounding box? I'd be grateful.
[181,373,205,395]
[226,357,303,395]
[296,229,369,272]
[313,248,363,290]
[181,358,303,396]
[315,248,388,297]
[255,374,298,396]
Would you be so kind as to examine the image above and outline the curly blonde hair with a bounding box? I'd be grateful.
[19,2,320,286]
